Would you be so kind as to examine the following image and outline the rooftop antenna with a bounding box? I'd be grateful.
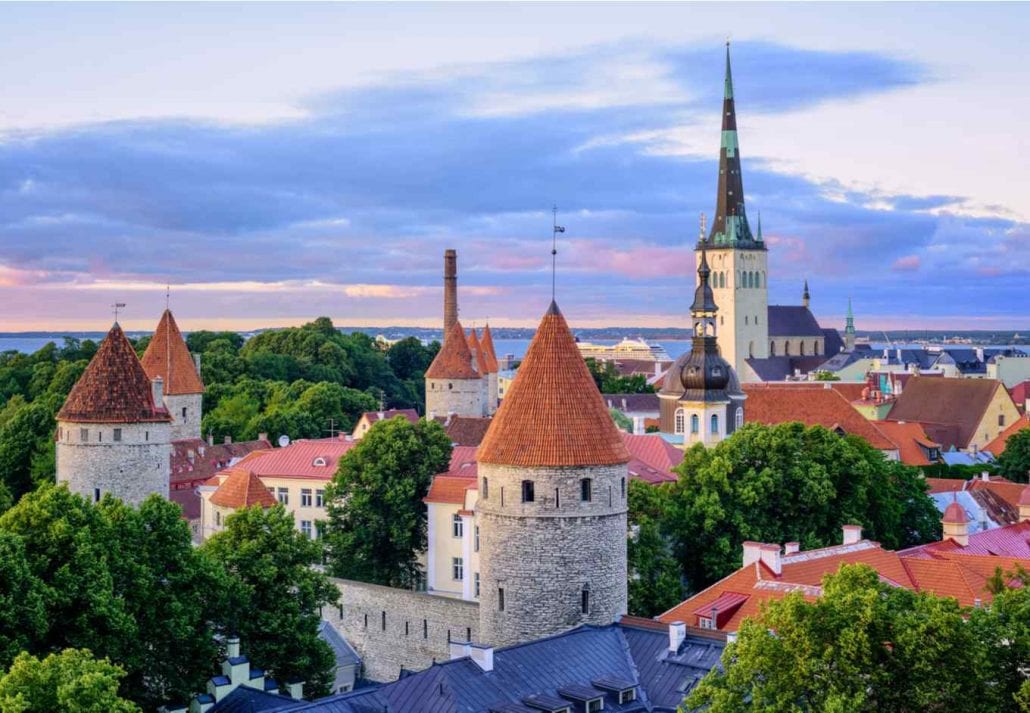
[552,204,565,301]
[111,302,126,324]
[324,418,339,440]
[165,283,171,310]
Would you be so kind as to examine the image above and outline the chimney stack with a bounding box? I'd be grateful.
[842,524,862,545]
[759,544,782,575]
[784,542,800,555]
[444,249,458,335]
[668,621,686,653]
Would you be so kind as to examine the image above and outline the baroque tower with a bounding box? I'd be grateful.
[141,309,205,441]
[56,323,172,506]
[700,42,768,378]
[477,301,630,647]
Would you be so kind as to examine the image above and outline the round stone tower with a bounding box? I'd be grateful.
[140,309,205,441]
[56,322,172,506]
[425,320,485,418]
[476,300,630,647]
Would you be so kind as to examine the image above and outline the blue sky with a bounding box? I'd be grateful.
[0,3,1027,331]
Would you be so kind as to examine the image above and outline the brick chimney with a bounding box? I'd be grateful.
[759,544,782,575]
[444,249,458,335]
[942,499,969,547]
[668,621,686,653]
[1019,485,1030,523]
[842,524,863,545]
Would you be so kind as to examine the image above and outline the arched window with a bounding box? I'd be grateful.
[711,414,719,434]
[690,414,699,434]
[736,270,741,287]
[770,341,776,356]
[755,272,761,289]
[785,341,792,356]
[719,272,726,288]
[735,407,744,430]
[745,315,749,325]
[749,341,755,358]
[800,341,807,356]
[814,340,820,355]
[674,409,686,434]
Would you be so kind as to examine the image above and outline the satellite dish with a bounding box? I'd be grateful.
[277,435,291,448]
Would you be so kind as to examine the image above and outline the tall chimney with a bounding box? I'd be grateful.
[444,249,458,335]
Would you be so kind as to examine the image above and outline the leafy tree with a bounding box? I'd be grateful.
[186,330,245,354]
[0,649,140,713]
[324,417,452,587]
[972,565,1030,711]
[666,422,941,591]
[627,481,682,617]
[201,393,259,443]
[0,533,47,667]
[585,358,654,394]
[202,505,339,698]
[0,398,60,503]
[686,565,1000,713]
[813,370,841,381]
[996,428,1030,483]
[609,408,633,432]
[387,337,438,381]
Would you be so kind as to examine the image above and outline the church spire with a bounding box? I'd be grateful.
[707,41,760,249]
[802,279,810,308]
[844,297,856,351]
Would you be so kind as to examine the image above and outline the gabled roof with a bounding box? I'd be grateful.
[480,324,499,374]
[886,377,1008,449]
[140,309,205,395]
[984,413,1030,456]
[426,321,480,380]
[902,520,1030,559]
[622,433,682,484]
[478,301,630,467]
[209,469,276,509]
[440,415,493,446]
[821,328,845,356]
[227,438,358,481]
[873,420,940,465]
[58,323,171,424]
[467,329,488,375]
[743,383,895,450]
[767,305,824,338]
[171,438,273,487]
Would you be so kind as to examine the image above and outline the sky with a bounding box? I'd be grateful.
[0,2,1028,332]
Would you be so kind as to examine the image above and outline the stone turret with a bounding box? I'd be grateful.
[141,309,205,441]
[56,323,172,506]
[425,321,485,418]
[477,301,630,647]
[942,499,969,547]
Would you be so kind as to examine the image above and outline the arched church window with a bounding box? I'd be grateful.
[736,270,741,287]
[711,414,719,434]
[674,409,686,435]
[785,341,792,356]
[720,272,726,288]
[735,407,744,430]
[690,414,699,434]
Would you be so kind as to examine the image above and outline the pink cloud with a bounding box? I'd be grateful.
[891,255,921,272]
[567,240,693,279]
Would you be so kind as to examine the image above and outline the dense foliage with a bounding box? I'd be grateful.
[324,417,452,588]
[585,358,654,394]
[0,486,338,708]
[0,321,439,505]
[0,648,140,713]
[626,422,941,603]
[626,480,682,617]
[685,564,1030,713]
[996,427,1030,483]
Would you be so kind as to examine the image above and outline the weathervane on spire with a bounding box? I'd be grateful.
[111,302,126,324]
[165,283,171,310]
[552,204,565,300]
[699,212,707,243]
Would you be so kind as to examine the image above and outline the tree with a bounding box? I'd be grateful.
[686,564,999,713]
[814,370,841,381]
[0,649,140,713]
[0,399,59,500]
[387,337,438,381]
[0,533,47,668]
[201,506,339,698]
[201,393,259,443]
[324,417,452,587]
[627,481,682,617]
[996,428,1030,483]
[665,422,941,591]
[609,408,633,432]
[585,358,654,394]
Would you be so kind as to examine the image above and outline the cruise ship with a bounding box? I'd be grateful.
[575,337,671,362]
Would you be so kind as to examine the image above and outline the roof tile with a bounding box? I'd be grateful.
[426,321,480,380]
[140,309,205,395]
[209,469,277,509]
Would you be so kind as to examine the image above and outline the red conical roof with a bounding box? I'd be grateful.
[209,469,276,509]
[478,301,630,467]
[141,309,205,395]
[426,321,480,379]
[942,500,967,525]
[480,324,499,373]
[467,329,487,375]
[58,323,171,424]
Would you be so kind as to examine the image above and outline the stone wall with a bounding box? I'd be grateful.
[477,462,629,647]
[164,392,203,441]
[56,420,171,506]
[328,578,480,682]
[426,377,485,419]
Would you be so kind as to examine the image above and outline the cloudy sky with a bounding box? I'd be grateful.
[1,2,1027,332]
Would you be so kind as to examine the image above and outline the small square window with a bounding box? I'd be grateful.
[81,428,89,441]
[113,428,122,442]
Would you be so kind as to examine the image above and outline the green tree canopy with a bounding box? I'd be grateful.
[0,649,140,713]
[686,564,1026,713]
[585,358,654,394]
[324,417,452,588]
[627,480,682,617]
[201,505,339,698]
[995,427,1030,483]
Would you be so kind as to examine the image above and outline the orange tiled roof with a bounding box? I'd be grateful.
[873,420,939,465]
[209,468,276,509]
[467,329,488,375]
[426,321,480,380]
[477,301,630,467]
[887,377,1007,449]
[942,500,967,524]
[140,309,205,395]
[743,383,895,450]
[57,323,171,424]
[480,324,499,373]
[423,475,477,504]
[984,413,1030,456]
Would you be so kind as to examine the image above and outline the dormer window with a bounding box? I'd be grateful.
[312,457,328,467]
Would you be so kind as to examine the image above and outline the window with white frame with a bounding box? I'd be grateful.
[300,520,312,538]
[301,488,312,507]
[674,408,686,434]
[315,489,325,507]
[452,513,463,538]
[452,557,463,581]
[276,487,289,505]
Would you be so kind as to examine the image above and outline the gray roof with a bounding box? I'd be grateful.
[210,686,300,713]
[241,621,726,713]
[767,306,824,338]
[319,620,362,668]
[821,328,845,356]
[602,393,661,414]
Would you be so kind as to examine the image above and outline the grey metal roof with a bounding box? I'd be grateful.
[821,328,845,356]
[209,686,304,713]
[767,306,824,337]
[319,620,362,668]
[260,622,725,713]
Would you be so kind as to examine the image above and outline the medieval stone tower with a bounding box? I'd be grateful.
[140,309,205,441]
[701,43,769,378]
[56,322,172,506]
[425,250,488,418]
[480,324,499,412]
[476,300,630,647]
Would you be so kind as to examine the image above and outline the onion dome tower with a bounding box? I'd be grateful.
[425,321,486,418]
[141,309,205,441]
[477,301,630,647]
[480,323,500,414]
[659,239,745,447]
[56,322,172,506]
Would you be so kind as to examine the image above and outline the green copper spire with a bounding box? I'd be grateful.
[846,298,855,328]
[844,297,856,351]
[724,40,734,100]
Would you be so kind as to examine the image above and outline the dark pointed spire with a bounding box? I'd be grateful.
[707,41,761,250]
[691,242,718,316]
[802,279,810,308]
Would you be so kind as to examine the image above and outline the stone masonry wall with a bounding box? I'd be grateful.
[477,462,629,648]
[426,377,485,419]
[164,393,203,441]
[56,420,171,506]
[328,578,480,682]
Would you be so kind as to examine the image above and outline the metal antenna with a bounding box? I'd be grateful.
[552,204,565,300]
[324,418,338,439]
[165,284,171,310]
[111,302,126,324]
